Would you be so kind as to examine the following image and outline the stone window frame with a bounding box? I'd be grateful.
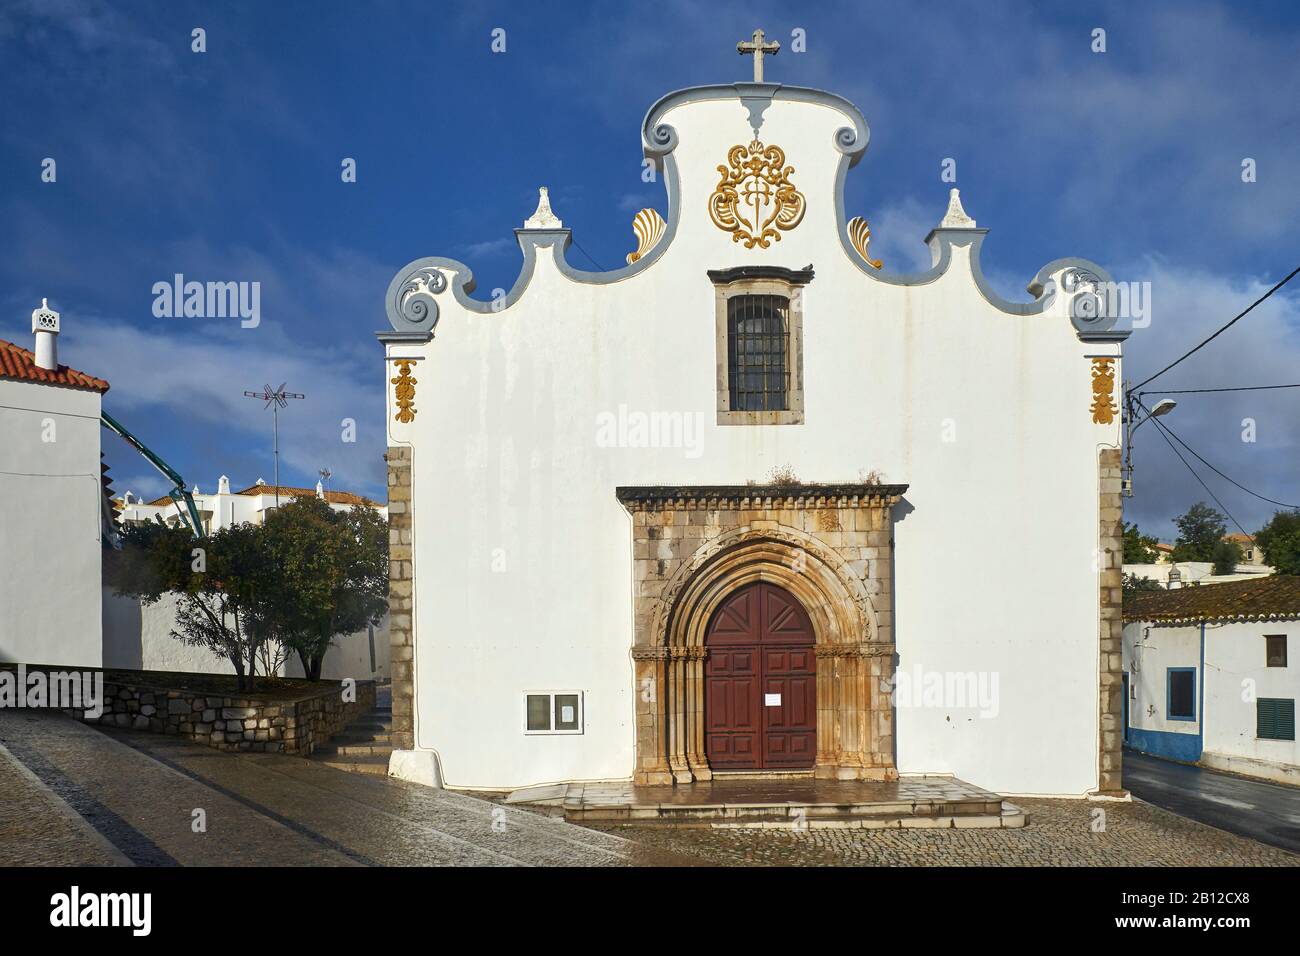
[708,266,813,426]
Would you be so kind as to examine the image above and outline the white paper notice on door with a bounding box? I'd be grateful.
[764,693,781,706]
[561,705,575,723]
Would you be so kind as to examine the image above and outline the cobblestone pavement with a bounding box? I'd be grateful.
[587,797,1300,866]
[0,740,125,867]
[7,710,1296,867]
[0,711,693,867]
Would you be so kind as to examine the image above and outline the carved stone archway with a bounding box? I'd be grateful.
[617,483,906,784]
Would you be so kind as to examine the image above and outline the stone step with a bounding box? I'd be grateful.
[333,729,392,745]
[566,800,1025,830]
[347,718,392,733]
[311,754,390,775]
[313,741,393,757]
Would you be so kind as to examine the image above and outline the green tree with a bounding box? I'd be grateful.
[106,520,275,690]
[1122,572,1163,596]
[261,497,389,681]
[1122,522,1161,564]
[1211,538,1243,575]
[1170,502,1228,562]
[1255,509,1300,575]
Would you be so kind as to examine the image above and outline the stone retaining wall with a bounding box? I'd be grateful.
[3,665,374,756]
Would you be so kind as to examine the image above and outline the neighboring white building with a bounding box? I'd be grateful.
[105,477,389,682]
[116,476,387,533]
[1123,576,1299,785]
[0,301,109,668]
[1124,560,1273,587]
[376,55,1134,796]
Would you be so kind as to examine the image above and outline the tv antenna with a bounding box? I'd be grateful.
[242,382,305,508]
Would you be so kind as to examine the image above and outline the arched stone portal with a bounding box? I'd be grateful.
[617,483,907,784]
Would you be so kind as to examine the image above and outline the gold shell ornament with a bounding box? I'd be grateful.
[847,216,882,269]
[626,207,667,264]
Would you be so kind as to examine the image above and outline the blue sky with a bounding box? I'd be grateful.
[2,0,1297,541]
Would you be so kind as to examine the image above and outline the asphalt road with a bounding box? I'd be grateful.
[1123,748,1300,854]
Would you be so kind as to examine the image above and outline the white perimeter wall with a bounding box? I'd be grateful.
[389,96,1120,794]
[102,587,389,682]
[0,379,103,668]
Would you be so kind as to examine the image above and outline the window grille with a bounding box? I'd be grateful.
[727,294,790,411]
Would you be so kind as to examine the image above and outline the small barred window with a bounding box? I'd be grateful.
[727,294,790,412]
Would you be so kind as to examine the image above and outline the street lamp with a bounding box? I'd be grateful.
[1123,395,1177,497]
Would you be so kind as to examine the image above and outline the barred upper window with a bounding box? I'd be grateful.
[727,294,789,412]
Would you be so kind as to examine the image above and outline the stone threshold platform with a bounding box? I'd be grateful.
[507,774,1026,830]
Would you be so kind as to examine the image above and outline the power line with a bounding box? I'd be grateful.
[1148,413,1300,510]
[1130,264,1300,392]
[570,236,606,271]
[1138,400,1255,543]
[1141,383,1300,396]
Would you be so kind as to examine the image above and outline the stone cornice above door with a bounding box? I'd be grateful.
[616,482,908,512]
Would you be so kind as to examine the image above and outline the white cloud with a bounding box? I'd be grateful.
[65,316,386,499]
[866,197,937,274]
[1119,259,1300,539]
[464,237,516,258]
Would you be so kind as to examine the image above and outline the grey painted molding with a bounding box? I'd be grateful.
[381,82,1128,344]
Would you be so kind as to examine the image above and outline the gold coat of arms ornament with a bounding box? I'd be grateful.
[708,139,806,248]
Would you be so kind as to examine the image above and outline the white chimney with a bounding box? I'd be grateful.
[31,298,59,370]
[218,475,230,494]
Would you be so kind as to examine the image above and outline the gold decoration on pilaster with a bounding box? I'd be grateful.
[708,139,806,249]
[1090,357,1117,424]
[625,207,667,264]
[391,359,418,424]
[847,216,882,269]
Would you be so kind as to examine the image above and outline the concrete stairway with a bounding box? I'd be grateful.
[310,697,393,776]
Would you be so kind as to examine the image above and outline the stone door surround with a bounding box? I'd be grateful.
[617,482,907,785]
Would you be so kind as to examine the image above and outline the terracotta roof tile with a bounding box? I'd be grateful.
[1124,574,1300,625]
[0,338,109,392]
[233,483,380,507]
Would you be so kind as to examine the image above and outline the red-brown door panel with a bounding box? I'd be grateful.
[705,582,816,771]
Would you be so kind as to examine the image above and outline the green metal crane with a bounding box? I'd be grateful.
[100,409,205,537]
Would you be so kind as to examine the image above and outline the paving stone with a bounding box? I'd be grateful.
[582,797,1300,866]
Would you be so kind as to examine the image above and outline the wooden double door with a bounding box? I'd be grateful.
[704,582,817,770]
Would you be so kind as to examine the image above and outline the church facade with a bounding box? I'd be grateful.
[378,51,1130,797]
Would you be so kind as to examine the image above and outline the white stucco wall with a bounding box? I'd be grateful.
[1122,621,1201,738]
[0,378,104,668]
[388,92,1121,794]
[1203,621,1299,771]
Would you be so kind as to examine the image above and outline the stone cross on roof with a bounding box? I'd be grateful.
[737,28,779,83]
